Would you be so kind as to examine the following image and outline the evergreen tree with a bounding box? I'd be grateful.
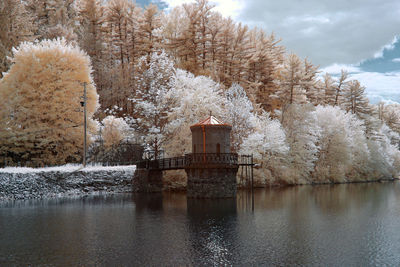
[342,80,372,117]
[274,53,307,122]
[322,73,336,105]
[138,4,161,58]
[302,58,320,104]
[0,0,34,77]
[77,0,106,103]
[25,0,78,41]
[334,69,349,106]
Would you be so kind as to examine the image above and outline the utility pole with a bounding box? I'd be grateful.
[83,82,87,167]
[251,154,254,212]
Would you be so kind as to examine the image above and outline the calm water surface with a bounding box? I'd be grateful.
[1,182,400,266]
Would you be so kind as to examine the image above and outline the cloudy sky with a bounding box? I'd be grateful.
[155,0,400,103]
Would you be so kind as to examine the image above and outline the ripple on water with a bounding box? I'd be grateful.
[0,182,400,266]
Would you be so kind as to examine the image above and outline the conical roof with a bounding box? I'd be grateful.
[190,115,231,128]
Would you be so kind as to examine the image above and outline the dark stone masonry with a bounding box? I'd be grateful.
[186,167,238,198]
[132,169,163,193]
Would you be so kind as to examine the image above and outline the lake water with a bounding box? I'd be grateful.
[1,182,400,266]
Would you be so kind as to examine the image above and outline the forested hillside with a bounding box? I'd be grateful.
[0,0,399,184]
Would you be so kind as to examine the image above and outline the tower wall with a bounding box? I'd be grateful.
[188,123,237,198]
[191,125,231,154]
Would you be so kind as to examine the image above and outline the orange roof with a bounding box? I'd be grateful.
[190,116,231,127]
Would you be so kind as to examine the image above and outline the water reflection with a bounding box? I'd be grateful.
[1,182,400,266]
[187,199,237,265]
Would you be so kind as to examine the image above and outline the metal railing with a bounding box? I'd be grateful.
[136,153,239,170]
[186,153,238,166]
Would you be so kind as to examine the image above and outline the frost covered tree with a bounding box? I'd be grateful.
[367,124,400,179]
[101,115,129,148]
[164,69,228,157]
[282,104,320,183]
[225,83,255,152]
[312,106,370,182]
[380,103,400,133]
[239,112,289,185]
[0,38,99,166]
[130,51,175,158]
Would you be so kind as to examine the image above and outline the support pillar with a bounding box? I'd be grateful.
[133,168,163,192]
[185,166,238,198]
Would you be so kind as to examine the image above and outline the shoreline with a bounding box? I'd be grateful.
[1,166,398,202]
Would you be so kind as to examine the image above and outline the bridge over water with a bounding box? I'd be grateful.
[134,115,254,198]
[136,153,253,171]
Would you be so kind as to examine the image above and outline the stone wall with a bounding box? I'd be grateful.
[186,167,238,198]
[0,168,135,201]
[132,169,163,193]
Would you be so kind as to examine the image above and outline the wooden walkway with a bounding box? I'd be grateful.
[136,153,253,171]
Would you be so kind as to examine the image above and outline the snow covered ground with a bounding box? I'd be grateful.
[0,165,136,201]
[0,164,136,173]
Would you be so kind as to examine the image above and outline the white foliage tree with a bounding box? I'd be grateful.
[367,124,400,178]
[101,115,130,148]
[239,111,289,185]
[164,69,228,157]
[225,83,255,152]
[130,50,175,158]
[283,104,320,183]
[380,103,400,133]
[312,105,370,182]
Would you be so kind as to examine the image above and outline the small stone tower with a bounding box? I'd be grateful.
[185,115,238,198]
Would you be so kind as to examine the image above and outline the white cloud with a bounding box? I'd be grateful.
[237,0,400,66]
[283,15,331,25]
[163,0,244,18]
[322,64,400,104]
[210,0,245,18]
[392,58,400,63]
[320,63,361,75]
[351,71,400,104]
[373,36,398,58]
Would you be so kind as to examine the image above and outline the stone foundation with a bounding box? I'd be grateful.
[132,168,163,193]
[185,167,238,198]
[0,167,136,201]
